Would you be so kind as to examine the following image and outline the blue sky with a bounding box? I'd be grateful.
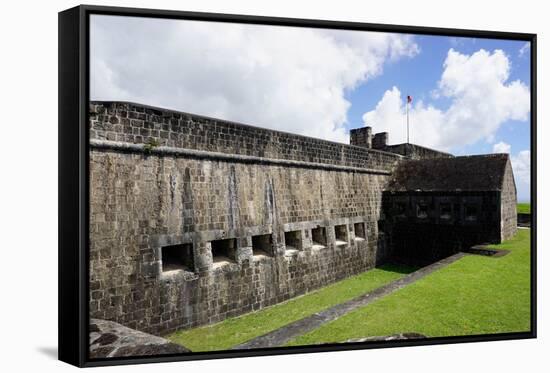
[90,15,531,201]
[346,35,531,157]
[344,35,531,201]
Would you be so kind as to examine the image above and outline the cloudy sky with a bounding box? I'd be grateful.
[90,15,531,201]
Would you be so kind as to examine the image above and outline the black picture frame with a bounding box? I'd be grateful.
[58,4,537,367]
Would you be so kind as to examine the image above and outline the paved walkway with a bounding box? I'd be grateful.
[233,252,466,350]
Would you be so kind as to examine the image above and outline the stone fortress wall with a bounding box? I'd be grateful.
[500,158,519,241]
[350,126,453,160]
[89,101,517,337]
[89,101,402,336]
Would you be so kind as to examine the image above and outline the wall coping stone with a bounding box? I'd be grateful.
[90,100,403,170]
[90,139,393,175]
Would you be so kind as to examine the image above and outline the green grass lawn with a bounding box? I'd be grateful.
[517,203,531,214]
[168,263,415,351]
[288,229,531,346]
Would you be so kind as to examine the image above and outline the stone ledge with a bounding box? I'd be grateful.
[90,100,403,168]
[345,332,427,343]
[89,319,190,359]
[90,139,392,175]
[463,245,510,257]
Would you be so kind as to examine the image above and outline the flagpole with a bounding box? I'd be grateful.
[406,98,409,144]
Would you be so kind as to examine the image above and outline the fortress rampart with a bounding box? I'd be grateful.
[89,101,402,335]
[88,101,516,336]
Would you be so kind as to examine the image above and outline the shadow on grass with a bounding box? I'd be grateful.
[376,262,419,275]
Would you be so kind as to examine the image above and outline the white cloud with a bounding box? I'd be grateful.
[519,42,530,57]
[490,142,530,201]
[487,142,530,200]
[90,15,418,143]
[510,148,530,202]
[511,150,530,185]
[493,141,511,154]
[362,49,530,151]
[491,142,531,201]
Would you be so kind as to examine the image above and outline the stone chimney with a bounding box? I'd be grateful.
[350,126,372,148]
[372,132,388,150]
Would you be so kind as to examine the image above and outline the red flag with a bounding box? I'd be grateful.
[407,95,412,103]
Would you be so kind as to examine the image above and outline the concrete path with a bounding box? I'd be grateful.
[233,252,466,350]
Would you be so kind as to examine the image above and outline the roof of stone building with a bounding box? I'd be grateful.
[382,143,454,159]
[387,153,511,192]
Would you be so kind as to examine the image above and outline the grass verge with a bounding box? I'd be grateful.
[287,229,531,346]
[168,263,415,351]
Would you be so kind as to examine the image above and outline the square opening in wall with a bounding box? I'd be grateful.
[161,243,194,273]
[395,202,407,216]
[252,234,273,257]
[465,204,478,222]
[284,230,302,252]
[354,223,366,241]
[440,203,452,220]
[334,225,348,246]
[416,203,429,219]
[311,226,327,248]
[211,238,237,266]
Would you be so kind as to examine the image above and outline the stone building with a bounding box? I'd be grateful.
[380,155,517,265]
[89,101,517,337]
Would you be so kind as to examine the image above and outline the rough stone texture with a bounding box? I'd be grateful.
[500,157,518,240]
[372,132,389,149]
[380,143,453,160]
[387,154,512,191]
[90,150,391,335]
[89,101,401,336]
[349,126,372,149]
[89,101,401,170]
[350,127,451,160]
[345,333,426,343]
[89,101,518,340]
[381,154,517,264]
[384,154,517,259]
[89,319,190,358]
[349,126,454,160]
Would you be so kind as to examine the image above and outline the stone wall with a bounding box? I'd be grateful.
[89,101,517,338]
[349,126,452,160]
[500,157,518,240]
[89,102,401,336]
[90,101,400,170]
[89,319,190,358]
[381,191,502,265]
[349,127,372,149]
[381,143,453,160]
